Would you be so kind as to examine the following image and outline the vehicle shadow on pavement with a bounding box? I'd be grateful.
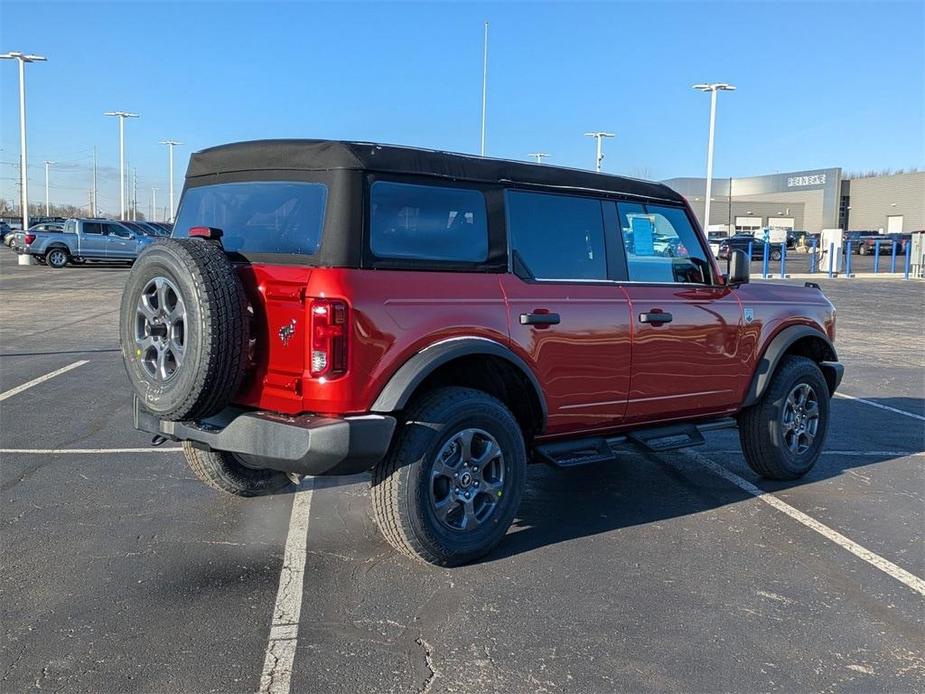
[483,396,923,563]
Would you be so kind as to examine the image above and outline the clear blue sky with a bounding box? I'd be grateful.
[2,1,923,214]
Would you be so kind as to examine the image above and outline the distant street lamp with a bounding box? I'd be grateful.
[529,152,550,164]
[584,132,615,172]
[692,83,736,231]
[160,140,182,222]
[1,51,47,230]
[105,111,140,220]
[43,160,54,215]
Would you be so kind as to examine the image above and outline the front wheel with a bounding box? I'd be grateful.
[770,249,782,262]
[371,387,526,566]
[738,355,830,480]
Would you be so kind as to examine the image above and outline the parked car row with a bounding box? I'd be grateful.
[8,218,173,268]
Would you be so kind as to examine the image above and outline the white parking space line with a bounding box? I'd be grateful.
[712,450,924,457]
[684,450,925,597]
[835,392,925,421]
[0,447,182,454]
[259,478,315,694]
[0,360,89,402]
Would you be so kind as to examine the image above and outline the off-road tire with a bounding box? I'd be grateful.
[738,355,830,480]
[119,238,249,421]
[182,443,293,497]
[46,247,69,268]
[371,387,526,567]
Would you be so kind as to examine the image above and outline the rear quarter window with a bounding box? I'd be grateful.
[370,181,488,262]
[173,182,327,255]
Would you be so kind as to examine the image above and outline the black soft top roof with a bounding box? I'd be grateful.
[186,139,684,203]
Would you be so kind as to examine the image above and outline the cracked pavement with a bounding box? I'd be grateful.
[1,250,923,692]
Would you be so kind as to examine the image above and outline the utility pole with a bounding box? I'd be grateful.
[105,111,140,219]
[43,160,54,215]
[160,140,182,222]
[480,21,488,156]
[92,145,98,216]
[1,51,47,231]
[151,187,158,221]
[584,132,615,172]
[529,152,550,164]
[692,83,736,230]
[132,168,138,220]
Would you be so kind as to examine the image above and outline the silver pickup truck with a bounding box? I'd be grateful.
[24,218,157,268]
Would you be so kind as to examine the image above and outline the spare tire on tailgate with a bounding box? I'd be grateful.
[119,238,249,421]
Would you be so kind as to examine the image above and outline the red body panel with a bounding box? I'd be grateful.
[231,263,836,442]
[621,285,746,424]
[499,275,632,436]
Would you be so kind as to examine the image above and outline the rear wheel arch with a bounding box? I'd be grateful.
[371,338,547,440]
[743,325,839,407]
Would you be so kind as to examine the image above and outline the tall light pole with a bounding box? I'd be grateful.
[529,152,550,164]
[105,111,139,220]
[1,51,47,231]
[480,21,488,156]
[692,83,735,231]
[43,160,54,215]
[584,132,615,172]
[160,139,182,222]
[151,187,158,221]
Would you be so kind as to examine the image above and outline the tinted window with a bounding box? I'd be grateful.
[506,191,606,280]
[174,182,327,255]
[369,181,488,262]
[108,223,132,237]
[83,222,104,235]
[618,203,711,284]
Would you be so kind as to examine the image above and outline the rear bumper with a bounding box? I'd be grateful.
[133,397,395,476]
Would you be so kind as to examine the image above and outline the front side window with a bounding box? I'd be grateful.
[618,203,711,284]
[174,181,327,255]
[370,181,488,262]
[506,191,607,281]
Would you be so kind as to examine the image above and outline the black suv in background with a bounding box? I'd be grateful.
[718,234,783,261]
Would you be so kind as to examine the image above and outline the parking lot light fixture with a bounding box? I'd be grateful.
[160,140,183,223]
[529,152,550,164]
[584,132,615,172]
[692,83,736,231]
[43,160,54,215]
[105,111,140,220]
[1,51,47,231]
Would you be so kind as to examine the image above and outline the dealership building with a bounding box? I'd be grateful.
[663,169,924,235]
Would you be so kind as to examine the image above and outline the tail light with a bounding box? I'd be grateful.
[24,233,36,245]
[309,299,348,378]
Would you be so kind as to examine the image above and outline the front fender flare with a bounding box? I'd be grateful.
[742,324,841,407]
[370,337,548,422]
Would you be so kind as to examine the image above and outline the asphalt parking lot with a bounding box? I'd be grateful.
[1,250,923,693]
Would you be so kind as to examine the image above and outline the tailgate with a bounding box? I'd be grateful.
[234,263,311,413]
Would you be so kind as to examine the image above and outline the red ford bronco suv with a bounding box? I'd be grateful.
[122,140,843,566]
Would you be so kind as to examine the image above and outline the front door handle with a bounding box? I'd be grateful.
[520,312,561,326]
[639,311,673,325]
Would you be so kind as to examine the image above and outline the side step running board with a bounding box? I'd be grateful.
[534,418,737,469]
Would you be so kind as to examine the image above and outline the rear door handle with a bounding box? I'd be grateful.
[520,312,561,326]
[639,311,673,325]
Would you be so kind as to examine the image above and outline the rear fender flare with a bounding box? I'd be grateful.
[742,325,840,407]
[370,337,547,422]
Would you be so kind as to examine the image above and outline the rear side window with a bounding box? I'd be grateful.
[618,203,711,284]
[370,181,488,262]
[506,190,607,281]
[83,222,104,235]
[174,182,327,255]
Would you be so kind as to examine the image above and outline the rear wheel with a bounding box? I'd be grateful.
[770,248,782,262]
[46,247,69,268]
[182,443,293,497]
[738,355,830,480]
[371,387,526,566]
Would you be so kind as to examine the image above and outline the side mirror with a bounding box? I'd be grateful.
[727,249,750,285]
